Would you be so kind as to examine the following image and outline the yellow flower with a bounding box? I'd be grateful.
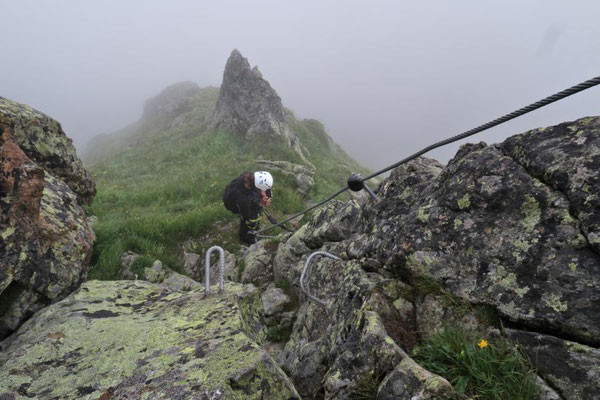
[478,339,488,349]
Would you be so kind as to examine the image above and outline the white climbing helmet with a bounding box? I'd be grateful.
[254,171,273,191]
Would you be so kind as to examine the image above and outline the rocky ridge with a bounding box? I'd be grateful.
[2,113,598,399]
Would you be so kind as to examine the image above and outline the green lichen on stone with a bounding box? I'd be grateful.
[0,280,299,399]
[569,263,577,273]
[520,195,541,231]
[458,193,471,210]
[417,206,430,223]
[495,266,529,298]
[454,219,463,229]
[566,341,592,353]
[544,293,568,313]
[1,226,16,240]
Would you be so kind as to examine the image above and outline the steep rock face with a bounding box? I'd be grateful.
[0,98,95,204]
[359,118,600,347]
[208,50,308,161]
[0,103,95,341]
[240,116,600,399]
[0,280,300,400]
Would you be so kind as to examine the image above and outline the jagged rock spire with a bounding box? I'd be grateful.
[208,49,309,163]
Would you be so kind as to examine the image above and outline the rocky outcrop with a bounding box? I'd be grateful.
[507,329,600,399]
[183,249,238,283]
[237,116,600,399]
[0,97,95,203]
[142,81,203,124]
[257,159,315,196]
[208,50,309,162]
[358,118,600,347]
[0,280,300,399]
[0,102,95,341]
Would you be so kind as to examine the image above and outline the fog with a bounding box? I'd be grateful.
[2,0,600,168]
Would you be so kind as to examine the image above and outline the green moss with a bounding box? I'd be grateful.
[569,263,577,273]
[266,325,293,342]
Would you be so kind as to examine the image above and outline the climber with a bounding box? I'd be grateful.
[223,171,273,245]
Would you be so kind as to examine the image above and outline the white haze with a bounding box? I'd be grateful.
[2,0,600,167]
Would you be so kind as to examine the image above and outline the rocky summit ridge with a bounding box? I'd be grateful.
[1,51,600,399]
[2,110,599,399]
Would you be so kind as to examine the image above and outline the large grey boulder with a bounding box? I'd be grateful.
[0,97,95,203]
[242,241,278,288]
[257,159,315,196]
[208,49,309,162]
[360,117,600,346]
[0,102,95,341]
[507,329,600,399]
[0,280,300,399]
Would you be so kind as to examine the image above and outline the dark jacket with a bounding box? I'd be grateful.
[223,173,263,244]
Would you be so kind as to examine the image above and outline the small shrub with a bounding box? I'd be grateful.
[265,325,292,343]
[274,280,299,312]
[412,327,538,400]
[129,255,154,277]
[348,368,386,400]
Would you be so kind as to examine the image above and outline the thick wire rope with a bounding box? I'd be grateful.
[363,75,600,180]
[255,75,600,235]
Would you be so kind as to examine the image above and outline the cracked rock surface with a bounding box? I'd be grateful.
[240,116,600,399]
[0,105,95,341]
[0,281,300,400]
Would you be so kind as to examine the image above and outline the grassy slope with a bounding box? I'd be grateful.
[87,91,369,280]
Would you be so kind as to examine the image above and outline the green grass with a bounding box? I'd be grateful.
[265,325,293,343]
[87,109,369,280]
[412,327,538,400]
[348,368,386,400]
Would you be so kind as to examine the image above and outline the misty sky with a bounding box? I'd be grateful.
[2,1,600,168]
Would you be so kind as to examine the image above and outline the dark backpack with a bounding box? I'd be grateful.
[223,178,239,214]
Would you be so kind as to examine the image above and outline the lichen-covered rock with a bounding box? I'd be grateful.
[208,49,309,162]
[143,260,202,292]
[261,286,291,317]
[242,241,276,288]
[301,200,362,249]
[118,250,140,280]
[256,159,315,196]
[184,249,238,284]
[502,116,600,253]
[364,136,600,345]
[264,116,600,399]
[0,97,95,203]
[0,120,94,340]
[0,280,300,399]
[377,356,455,400]
[507,329,600,400]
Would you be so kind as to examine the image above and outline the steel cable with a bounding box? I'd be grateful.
[255,75,600,235]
